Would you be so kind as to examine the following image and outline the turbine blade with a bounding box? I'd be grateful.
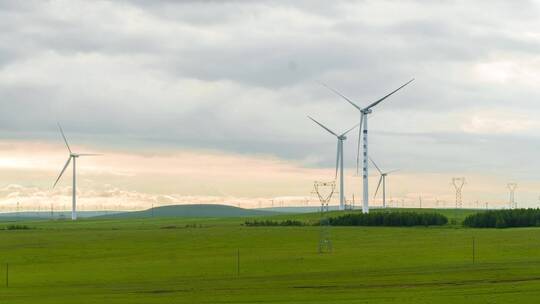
[319,82,362,110]
[374,176,383,198]
[307,116,338,137]
[335,140,340,179]
[341,122,359,137]
[365,78,415,110]
[57,123,72,153]
[356,113,364,174]
[77,154,103,156]
[53,157,71,188]
[369,157,383,174]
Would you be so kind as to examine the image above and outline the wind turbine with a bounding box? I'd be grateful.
[308,116,358,210]
[53,123,101,220]
[370,157,398,209]
[322,79,414,213]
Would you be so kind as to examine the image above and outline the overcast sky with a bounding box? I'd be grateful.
[1,0,540,210]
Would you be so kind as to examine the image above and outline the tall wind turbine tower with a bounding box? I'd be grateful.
[53,123,101,220]
[308,116,358,210]
[322,79,414,213]
[507,183,517,209]
[370,157,398,209]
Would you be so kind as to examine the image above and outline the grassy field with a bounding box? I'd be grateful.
[0,208,539,303]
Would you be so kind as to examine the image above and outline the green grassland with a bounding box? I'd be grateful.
[0,208,539,303]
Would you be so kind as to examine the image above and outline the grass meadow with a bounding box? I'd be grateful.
[0,209,539,303]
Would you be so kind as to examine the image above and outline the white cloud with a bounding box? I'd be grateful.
[472,56,540,86]
[461,109,540,135]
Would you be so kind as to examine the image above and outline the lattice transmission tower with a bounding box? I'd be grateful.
[312,181,335,254]
[507,183,517,209]
[452,177,466,209]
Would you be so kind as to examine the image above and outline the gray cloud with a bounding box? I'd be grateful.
[1,0,540,178]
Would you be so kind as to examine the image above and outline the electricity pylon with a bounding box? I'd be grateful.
[312,181,335,254]
[452,177,466,209]
[507,183,517,209]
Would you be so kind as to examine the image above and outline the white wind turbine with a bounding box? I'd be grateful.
[322,79,414,213]
[370,157,399,209]
[308,116,358,210]
[53,123,101,220]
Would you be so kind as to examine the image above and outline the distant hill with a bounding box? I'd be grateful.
[96,204,281,219]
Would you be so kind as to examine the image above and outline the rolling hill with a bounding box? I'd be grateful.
[96,204,281,218]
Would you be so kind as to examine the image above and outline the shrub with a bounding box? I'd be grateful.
[160,225,178,229]
[160,224,204,229]
[244,220,305,227]
[327,211,448,227]
[5,225,31,230]
[463,209,540,228]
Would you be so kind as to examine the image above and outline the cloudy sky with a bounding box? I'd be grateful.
[1,0,540,211]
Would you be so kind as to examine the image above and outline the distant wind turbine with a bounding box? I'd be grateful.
[53,123,101,220]
[321,79,414,213]
[308,116,358,210]
[370,157,399,209]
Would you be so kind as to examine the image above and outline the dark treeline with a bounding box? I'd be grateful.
[244,219,305,227]
[4,225,31,230]
[463,209,540,228]
[328,211,448,227]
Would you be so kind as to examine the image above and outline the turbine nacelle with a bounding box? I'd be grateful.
[361,109,372,115]
[69,153,101,158]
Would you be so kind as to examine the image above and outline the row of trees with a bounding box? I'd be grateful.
[4,225,31,230]
[244,209,540,228]
[244,219,305,226]
[328,211,448,227]
[463,209,540,228]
